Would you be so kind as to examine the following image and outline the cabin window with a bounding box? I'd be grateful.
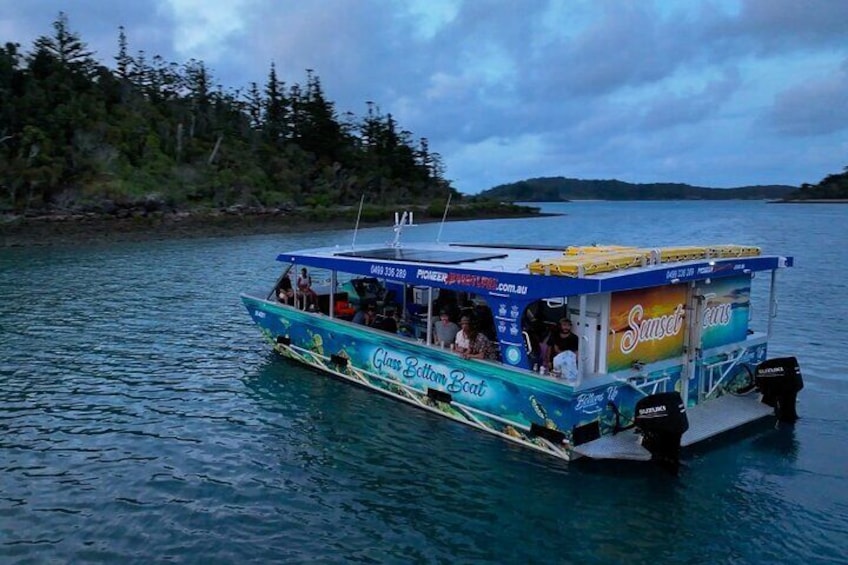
[523,298,570,367]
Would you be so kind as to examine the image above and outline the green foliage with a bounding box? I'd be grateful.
[0,13,452,215]
[784,166,848,200]
[480,177,798,201]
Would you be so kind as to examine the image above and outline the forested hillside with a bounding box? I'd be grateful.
[783,168,848,200]
[479,177,796,201]
[0,13,458,216]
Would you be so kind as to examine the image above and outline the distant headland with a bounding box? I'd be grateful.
[477,168,848,203]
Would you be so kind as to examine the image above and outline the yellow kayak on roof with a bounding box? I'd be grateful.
[528,244,761,277]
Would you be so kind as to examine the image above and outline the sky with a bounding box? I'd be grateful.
[1,0,846,194]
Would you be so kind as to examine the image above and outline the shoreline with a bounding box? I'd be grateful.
[0,209,554,248]
[772,199,848,204]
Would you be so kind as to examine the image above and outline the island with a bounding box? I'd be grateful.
[778,168,848,203]
[0,13,538,247]
[477,178,797,201]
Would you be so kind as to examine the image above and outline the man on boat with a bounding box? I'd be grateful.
[547,318,578,372]
[432,309,460,347]
[297,267,318,309]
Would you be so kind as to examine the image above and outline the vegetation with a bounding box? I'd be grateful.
[0,13,473,217]
[478,177,796,201]
[783,167,848,201]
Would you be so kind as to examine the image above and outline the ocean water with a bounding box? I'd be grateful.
[1,201,846,564]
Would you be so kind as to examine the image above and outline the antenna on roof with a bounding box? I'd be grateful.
[390,210,416,248]
[436,193,452,243]
[351,194,365,249]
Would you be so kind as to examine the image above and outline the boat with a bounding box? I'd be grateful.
[241,212,803,470]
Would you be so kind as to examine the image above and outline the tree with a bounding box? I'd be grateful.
[115,26,131,80]
[263,62,287,144]
[299,69,347,162]
[0,15,456,214]
[0,42,23,139]
[33,12,96,79]
[245,81,263,129]
[183,58,212,137]
[785,165,848,200]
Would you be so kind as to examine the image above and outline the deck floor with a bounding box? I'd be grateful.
[573,393,774,461]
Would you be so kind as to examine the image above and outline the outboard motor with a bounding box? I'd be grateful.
[635,392,689,473]
[755,357,803,423]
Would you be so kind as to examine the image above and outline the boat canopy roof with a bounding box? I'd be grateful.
[278,242,793,302]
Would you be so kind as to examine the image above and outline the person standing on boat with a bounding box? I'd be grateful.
[547,318,578,371]
[454,316,494,360]
[297,267,318,309]
[432,309,460,347]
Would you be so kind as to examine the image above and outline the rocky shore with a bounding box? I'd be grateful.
[0,204,547,248]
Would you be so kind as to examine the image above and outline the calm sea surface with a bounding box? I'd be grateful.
[1,201,846,564]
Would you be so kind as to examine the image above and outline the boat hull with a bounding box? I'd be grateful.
[242,294,771,462]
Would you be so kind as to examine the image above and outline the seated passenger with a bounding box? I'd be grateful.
[474,304,497,340]
[454,316,496,361]
[352,303,376,326]
[276,274,294,304]
[377,307,399,333]
[432,309,460,347]
[297,267,318,309]
[434,289,460,322]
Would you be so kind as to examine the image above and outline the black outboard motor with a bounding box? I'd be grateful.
[635,392,689,473]
[755,357,803,423]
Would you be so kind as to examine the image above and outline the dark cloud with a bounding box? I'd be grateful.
[1,0,846,191]
[0,1,177,64]
[532,3,695,96]
[639,69,741,131]
[764,58,848,136]
[728,0,848,52]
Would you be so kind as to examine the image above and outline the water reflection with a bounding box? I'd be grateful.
[750,425,799,462]
[1,202,846,563]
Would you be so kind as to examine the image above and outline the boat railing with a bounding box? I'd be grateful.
[701,346,754,401]
[617,373,672,398]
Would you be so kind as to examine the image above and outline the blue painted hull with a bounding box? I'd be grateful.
[243,294,766,460]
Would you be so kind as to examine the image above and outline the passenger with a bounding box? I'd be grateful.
[523,316,547,368]
[454,316,495,361]
[276,274,294,304]
[378,307,399,333]
[538,322,554,368]
[432,309,460,347]
[474,304,497,340]
[434,289,460,322]
[297,267,318,309]
[352,303,376,326]
[397,316,414,338]
[547,318,578,371]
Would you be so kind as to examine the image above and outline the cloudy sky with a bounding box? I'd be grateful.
[1,0,846,193]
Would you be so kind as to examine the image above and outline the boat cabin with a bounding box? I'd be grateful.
[269,241,789,401]
[244,220,801,467]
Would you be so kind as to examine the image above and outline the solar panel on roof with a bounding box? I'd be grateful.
[450,243,571,251]
[335,247,507,264]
